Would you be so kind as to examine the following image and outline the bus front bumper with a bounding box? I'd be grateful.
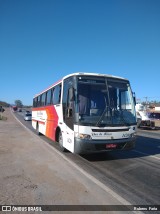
[74,136,136,154]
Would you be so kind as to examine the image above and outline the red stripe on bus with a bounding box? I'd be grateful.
[46,106,58,141]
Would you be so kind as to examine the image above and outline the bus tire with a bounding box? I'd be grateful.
[58,131,66,152]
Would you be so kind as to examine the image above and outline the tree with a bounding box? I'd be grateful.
[14,100,23,107]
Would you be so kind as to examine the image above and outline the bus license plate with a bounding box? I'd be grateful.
[106,144,117,149]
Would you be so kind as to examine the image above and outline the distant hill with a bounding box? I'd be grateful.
[0,101,10,107]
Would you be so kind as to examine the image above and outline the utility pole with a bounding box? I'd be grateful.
[143,97,148,110]
[144,96,148,104]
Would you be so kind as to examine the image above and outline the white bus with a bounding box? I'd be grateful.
[32,73,137,154]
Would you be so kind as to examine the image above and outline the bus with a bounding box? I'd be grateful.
[32,73,137,154]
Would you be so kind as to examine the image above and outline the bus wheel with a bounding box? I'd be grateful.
[58,131,66,152]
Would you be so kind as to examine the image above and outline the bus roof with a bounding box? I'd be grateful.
[63,72,128,81]
[34,72,128,98]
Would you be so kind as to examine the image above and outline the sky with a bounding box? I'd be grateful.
[0,0,160,105]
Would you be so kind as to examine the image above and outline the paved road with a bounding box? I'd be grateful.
[15,110,160,210]
[2,109,148,214]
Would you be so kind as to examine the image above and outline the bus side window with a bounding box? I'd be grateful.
[62,77,74,122]
[41,93,46,106]
[46,89,52,105]
[33,97,38,107]
[67,87,75,117]
[37,95,41,107]
[53,84,61,105]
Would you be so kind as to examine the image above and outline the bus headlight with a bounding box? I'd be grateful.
[75,132,92,140]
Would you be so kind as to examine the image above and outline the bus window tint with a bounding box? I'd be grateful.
[33,97,38,107]
[53,84,61,104]
[46,89,52,105]
[41,93,46,106]
[37,96,41,107]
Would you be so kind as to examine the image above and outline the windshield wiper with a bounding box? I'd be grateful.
[95,106,110,127]
[96,108,130,127]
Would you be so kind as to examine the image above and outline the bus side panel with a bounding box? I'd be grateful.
[32,109,47,135]
[32,106,59,141]
[32,120,37,130]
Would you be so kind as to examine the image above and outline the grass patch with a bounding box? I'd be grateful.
[0,115,7,121]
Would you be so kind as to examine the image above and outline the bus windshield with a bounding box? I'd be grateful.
[76,76,136,126]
